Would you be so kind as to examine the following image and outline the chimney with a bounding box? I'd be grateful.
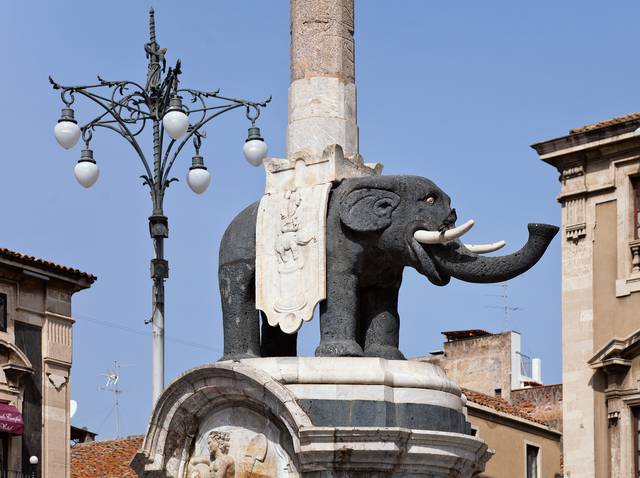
[532,358,542,383]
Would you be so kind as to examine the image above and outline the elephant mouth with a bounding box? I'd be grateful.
[406,226,451,286]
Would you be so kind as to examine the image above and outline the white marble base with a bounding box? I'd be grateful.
[132,358,490,477]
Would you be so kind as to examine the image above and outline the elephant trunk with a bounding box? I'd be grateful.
[430,223,558,283]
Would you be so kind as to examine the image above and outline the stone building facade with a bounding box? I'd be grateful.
[533,113,640,477]
[0,248,94,477]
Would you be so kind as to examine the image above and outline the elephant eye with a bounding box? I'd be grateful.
[423,194,436,205]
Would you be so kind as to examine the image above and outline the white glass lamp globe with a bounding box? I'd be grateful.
[243,139,268,167]
[74,151,100,188]
[54,120,81,149]
[187,167,211,194]
[29,456,38,465]
[163,109,189,140]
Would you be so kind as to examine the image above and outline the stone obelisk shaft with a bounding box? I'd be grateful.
[288,0,359,158]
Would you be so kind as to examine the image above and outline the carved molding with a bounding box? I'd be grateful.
[564,196,587,242]
[566,223,587,242]
[560,163,585,182]
[45,317,71,346]
[630,240,640,275]
[46,372,68,391]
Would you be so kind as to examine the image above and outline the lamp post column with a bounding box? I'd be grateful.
[149,112,169,404]
[149,213,167,405]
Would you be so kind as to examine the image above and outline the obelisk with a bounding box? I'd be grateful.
[288,0,359,158]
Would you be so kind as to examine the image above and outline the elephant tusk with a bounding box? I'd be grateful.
[414,219,475,244]
[463,240,507,254]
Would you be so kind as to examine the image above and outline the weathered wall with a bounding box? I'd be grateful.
[435,333,513,401]
[511,384,563,431]
[42,282,74,478]
[290,0,354,82]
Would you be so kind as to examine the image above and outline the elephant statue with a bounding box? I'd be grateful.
[218,175,558,361]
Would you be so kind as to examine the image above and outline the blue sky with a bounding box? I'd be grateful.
[2,1,639,439]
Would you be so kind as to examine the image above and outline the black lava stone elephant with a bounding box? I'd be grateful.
[218,175,558,361]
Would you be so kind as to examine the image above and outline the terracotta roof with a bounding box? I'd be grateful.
[0,248,96,283]
[441,329,492,341]
[463,388,551,428]
[569,112,640,134]
[71,435,142,478]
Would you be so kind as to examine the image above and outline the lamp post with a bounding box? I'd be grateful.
[50,8,270,405]
[28,455,38,478]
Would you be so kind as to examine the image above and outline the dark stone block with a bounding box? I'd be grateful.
[297,399,470,434]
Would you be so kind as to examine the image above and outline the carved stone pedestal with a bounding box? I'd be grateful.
[132,358,490,477]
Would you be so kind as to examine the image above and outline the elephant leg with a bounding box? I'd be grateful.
[261,313,298,357]
[316,272,364,357]
[360,286,405,360]
[219,261,261,360]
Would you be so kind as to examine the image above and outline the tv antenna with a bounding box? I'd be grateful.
[485,284,522,331]
[98,361,128,438]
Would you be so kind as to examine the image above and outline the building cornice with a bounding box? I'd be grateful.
[531,114,640,165]
[465,401,562,439]
[589,329,640,372]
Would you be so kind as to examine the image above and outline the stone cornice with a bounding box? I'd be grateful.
[589,330,640,371]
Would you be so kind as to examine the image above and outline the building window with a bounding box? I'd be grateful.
[0,434,8,475]
[634,408,640,478]
[526,444,539,478]
[634,178,640,240]
[0,294,6,332]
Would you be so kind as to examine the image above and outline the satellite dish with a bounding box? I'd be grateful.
[70,400,78,419]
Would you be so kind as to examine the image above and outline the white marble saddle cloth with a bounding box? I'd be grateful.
[256,182,331,334]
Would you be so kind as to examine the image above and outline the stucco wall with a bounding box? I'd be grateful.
[593,200,640,352]
[468,406,562,478]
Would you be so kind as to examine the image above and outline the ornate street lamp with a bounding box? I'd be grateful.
[49,8,270,405]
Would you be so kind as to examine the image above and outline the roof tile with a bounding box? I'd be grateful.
[0,248,96,283]
[71,435,142,478]
[463,388,551,428]
[569,112,640,134]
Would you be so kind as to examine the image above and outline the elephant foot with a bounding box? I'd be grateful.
[315,340,364,358]
[218,351,261,362]
[364,344,406,361]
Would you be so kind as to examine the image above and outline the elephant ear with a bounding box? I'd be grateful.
[340,188,401,232]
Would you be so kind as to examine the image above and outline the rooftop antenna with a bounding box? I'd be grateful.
[98,361,127,438]
[485,284,522,331]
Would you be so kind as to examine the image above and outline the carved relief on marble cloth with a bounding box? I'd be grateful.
[256,182,331,334]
